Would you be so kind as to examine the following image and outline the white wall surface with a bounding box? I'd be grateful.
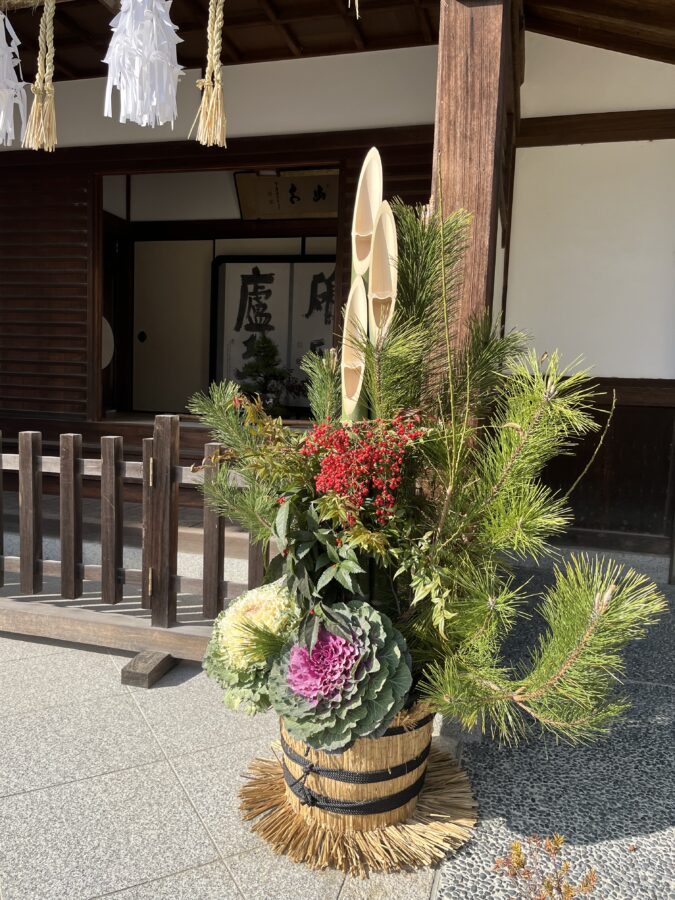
[506,140,675,379]
[1,46,437,152]
[522,33,675,117]
[131,171,240,220]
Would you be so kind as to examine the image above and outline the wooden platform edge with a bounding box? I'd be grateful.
[0,598,209,662]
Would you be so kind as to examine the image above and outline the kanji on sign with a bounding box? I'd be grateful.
[235,266,275,333]
[304,271,335,326]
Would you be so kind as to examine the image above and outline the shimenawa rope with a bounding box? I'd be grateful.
[193,0,226,147]
[23,0,56,151]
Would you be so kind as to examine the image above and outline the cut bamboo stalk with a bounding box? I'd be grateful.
[341,275,368,421]
[351,147,383,277]
[368,200,398,345]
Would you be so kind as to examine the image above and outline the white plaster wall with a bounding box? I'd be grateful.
[1,46,437,151]
[131,171,240,220]
[505,141,675,379]
[521,33,675,117]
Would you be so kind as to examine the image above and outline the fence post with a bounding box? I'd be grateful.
[0,430,4,589]
[101,436,124,605]
[149,415,180,627]
[60,434,83,599]
[202,442,225,619]
[19,431,42,594]
[141,437,153,610]
[248,541,266,590]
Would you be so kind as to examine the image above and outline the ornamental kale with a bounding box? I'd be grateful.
[268,600,412,751]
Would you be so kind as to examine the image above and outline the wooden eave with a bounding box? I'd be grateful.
[3,0,674,86]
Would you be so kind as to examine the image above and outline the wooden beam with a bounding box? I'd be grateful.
[120,651,178,688]
[0,597,209,661]
[526,0,675,34]
[518,108,675,147]
[431,0,511,339]
[526,11,675,65]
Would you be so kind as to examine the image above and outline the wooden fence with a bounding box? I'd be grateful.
[0,415,264,661]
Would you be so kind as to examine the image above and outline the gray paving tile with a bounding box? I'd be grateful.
[98,862,241,899]
[0,633,79,664]
[0,762,217,900]
[0,645,125,715]
[131,665,278,757]
[172,733,280,856]
[340,868,435,900]
[226,845,344,900]
[0,695,160,798]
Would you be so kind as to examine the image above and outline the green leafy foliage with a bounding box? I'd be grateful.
[192,200,665,748]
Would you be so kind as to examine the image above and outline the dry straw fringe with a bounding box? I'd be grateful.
[23,0,56,151]
[193,0,226,147]
[240,742,478,878]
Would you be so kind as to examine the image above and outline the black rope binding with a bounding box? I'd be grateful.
[281,734,430,785]
[382,712,434,736]
[283,762,428,815]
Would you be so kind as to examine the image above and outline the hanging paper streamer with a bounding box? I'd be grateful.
[104,0,183,128]
[22,0,57,152]
[193,0,226,147]
[0,10,26,147]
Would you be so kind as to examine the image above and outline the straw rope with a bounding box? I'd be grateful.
[22,0,56,151]
[240,741,477,877]
[193,0,226,147]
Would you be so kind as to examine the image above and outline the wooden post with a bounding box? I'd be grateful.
[101,436,124,605]
[19,432,42,595]
[149,415,180,628]
[202,442,225,619]
[60,434,83,599]
[141,437,153,610]
[0,431,3,589]
[248,541,266,590]
[431,0,511,340]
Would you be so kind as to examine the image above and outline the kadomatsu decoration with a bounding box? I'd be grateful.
[0,10,26,147]
[192,149,665,876]
[104,0,183,129]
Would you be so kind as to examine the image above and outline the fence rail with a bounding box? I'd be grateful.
[0,415,265,660]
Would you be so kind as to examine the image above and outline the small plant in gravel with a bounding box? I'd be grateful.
[494,834,598,899]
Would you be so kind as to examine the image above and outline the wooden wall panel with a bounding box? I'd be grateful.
[0,173,91,419]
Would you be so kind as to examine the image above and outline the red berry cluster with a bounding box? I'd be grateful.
[300,415,423,524]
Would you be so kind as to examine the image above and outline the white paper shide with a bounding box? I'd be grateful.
[0,10,27,147]
[104,0,183,128]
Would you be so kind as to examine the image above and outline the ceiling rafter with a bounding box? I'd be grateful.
[330,0,366,51]
[180,0,242,62]
[526,0,675,33]
[411,0,433,43]
[526,10,675,64]
[257,0,303,57]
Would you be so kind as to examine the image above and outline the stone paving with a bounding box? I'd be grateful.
[0,548,672,899]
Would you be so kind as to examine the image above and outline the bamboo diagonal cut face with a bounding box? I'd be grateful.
[368,200,398,344]
[341,276,368,420]
[351,147,383,276]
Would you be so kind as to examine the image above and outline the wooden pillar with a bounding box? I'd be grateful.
[431,0,511,339]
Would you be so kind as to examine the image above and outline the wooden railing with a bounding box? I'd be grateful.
[0,415,264,661]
